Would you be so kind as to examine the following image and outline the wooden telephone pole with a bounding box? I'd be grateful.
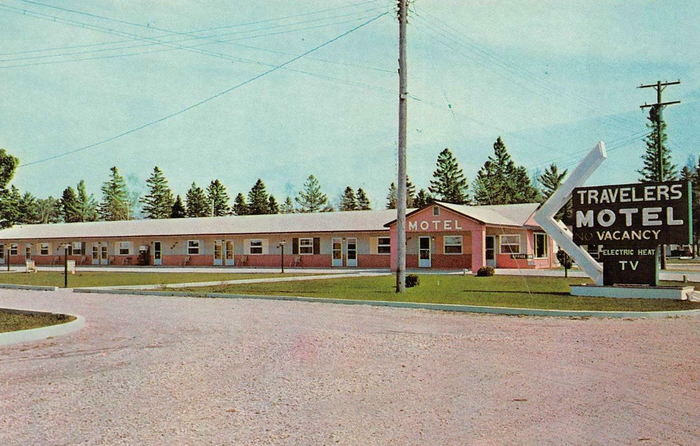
[396,0,408,292]
[639,80,681,270]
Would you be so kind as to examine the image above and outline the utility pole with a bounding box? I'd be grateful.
[639,80,681,270]
[396,0,408,293]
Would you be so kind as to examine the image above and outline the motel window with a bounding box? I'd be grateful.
[72,242,83,255]
[118,241,131,255]
[249,239,263,255]
[377,237,391,254]
[187,240,200,255]
[534,233,548,258]
[40,243,50,256]
[299,238,314,255]
[443,236,463,254]
[0,245,4,259]
[10,244,18,256]
[499,235,521,254]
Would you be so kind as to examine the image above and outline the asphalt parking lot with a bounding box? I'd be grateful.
[1,289,699,445]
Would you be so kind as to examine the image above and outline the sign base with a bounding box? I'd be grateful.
[570,284,694,300]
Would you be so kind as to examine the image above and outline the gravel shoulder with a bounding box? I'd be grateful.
[1,289,698,445]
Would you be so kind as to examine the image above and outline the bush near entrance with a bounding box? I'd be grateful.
[476,266,495,277]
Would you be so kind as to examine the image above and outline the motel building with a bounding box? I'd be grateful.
[0,202,556,272]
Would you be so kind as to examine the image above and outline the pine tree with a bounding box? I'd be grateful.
[429,148,469,204]
[538,163,570,223]
[473,137,539,205]
[247,179,270,215]
[171,195,186,218]
[356,188,371,210]
[76,180,98,222]
[638,106,678,182]
[18,192,41,224]
[185,182,209,217]
[280,196,295,214]
[295,175,332,213]
[538,164,568,200]
[207,179,230,216]
[36,197,62,224]
[233,193,248,216]
[386,177,416,209]
[0,149,19,228]
[140,166,175,219]
[99,166,131,221]
[61,186,81,223]
[414,189,434,208]
[340,186,358,211]
[386,182,397,209]
[268,195,279,214]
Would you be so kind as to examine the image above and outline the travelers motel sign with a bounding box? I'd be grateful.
[572,181,692,247]
[572,180,692,286]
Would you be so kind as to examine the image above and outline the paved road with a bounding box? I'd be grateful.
[1,289,699,445]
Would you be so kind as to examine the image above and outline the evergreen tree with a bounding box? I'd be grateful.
[268,195,279,214]
[185,182,209,217]
[99,166,131,221]
[0,149,20,228]
[140,166,175,219]
[295,175,332,212]
[356,188,371,210]
[233,193,248,216]
[473,137,540,205]
[18,192,41,224]
[171,195,186,218]
[247,179,270,215]
[76,180,98,222]
[340,186,358,211]
[414,189,434,208]
[386,177,416,209]
[280,196,295,214]
[638,106,678,182]
[538,164,568,200]
[538,163,570,223]
[61,186,82,223]
[36,197,62,224]
[207,179,230,216]
[429,148,469,204]
[386,182,397,209]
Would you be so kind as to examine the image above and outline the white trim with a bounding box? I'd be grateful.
[499,234,521,255]
[298,237,314,255]
[118,241,131,255]
[187,240,200,255]
[249,239,264,255]
[443,235,463,255]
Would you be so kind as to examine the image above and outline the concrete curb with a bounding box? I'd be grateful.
[0,310,85,346]
[73,288,700,319]
[0,283,58,291]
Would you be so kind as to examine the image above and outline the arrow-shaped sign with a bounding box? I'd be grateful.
[533,142,607,285]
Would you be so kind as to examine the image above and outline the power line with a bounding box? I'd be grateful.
[18,12,389,168]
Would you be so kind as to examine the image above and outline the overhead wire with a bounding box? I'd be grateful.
[18,11,389,168]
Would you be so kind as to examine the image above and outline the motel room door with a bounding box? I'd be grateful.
[346,238,357,267]
[214,240,223,266]
[0,244,4,264]
[91,243,100,265]
[153,241,162,266]
[224,240,234,266]
[485,236,496,267]
[418,236,431,268]
[100,245,109,265]
[332,238,343,267]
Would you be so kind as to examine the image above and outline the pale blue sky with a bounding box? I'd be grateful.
[1,0,698,210]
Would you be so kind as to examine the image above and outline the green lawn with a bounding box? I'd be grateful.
[0,271,310,288]
[179,274,700,312]
[0,310,75,333]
